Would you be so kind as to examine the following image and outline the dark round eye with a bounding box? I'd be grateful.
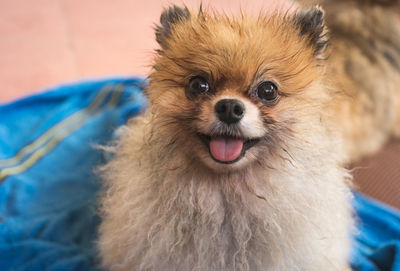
[256,81,279,103]
[188,76,209,96]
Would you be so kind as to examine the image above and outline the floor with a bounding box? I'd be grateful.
[1,0,399,209]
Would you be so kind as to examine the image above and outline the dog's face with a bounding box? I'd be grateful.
[146,6,329,172]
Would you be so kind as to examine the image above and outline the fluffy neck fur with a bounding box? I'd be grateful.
[98,111,352,271]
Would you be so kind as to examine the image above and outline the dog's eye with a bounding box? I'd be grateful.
[188,76,209,96]
[256,81,278,103]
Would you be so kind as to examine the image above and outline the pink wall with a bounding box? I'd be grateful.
[0,0,296,102]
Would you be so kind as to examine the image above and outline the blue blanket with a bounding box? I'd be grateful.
[0,78,399,271]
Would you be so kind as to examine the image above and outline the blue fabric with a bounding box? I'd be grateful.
[0,78,399,271]
[351,194,400,270]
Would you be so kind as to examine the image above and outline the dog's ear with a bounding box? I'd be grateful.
[155,5,190,49]
[293,6,328,58]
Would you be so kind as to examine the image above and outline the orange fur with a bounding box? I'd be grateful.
[98,2,400,270]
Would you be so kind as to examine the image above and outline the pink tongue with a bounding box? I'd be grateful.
[209,137,244,162]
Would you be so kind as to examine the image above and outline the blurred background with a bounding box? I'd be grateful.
[0,0,399,209]
[0,0,295,102]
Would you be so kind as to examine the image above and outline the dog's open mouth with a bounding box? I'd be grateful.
[198,134,260,164]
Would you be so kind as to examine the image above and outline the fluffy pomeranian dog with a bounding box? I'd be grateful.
[98,0,400,270]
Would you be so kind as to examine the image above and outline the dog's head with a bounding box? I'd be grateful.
[146,5,329,172]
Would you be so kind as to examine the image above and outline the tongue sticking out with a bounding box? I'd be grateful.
[209,137,244,162]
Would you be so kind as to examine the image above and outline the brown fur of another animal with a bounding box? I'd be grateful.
[321,0,400,162]
[298,0,400,162]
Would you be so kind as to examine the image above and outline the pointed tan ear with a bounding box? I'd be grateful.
[293,6,328,57]
[155,5,190,49]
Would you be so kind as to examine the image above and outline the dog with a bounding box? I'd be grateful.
[98,0,400,270]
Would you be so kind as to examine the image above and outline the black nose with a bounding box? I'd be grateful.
[215,99,245,124]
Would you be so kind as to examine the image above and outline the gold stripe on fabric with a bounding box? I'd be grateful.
[0,85,111,168]
[0,84,124,182]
